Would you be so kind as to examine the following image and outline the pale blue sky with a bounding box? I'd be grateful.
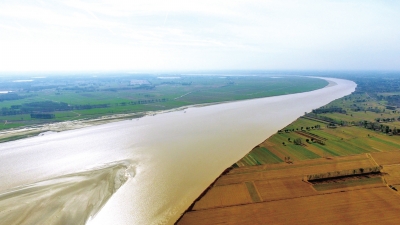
[0,0,399,72]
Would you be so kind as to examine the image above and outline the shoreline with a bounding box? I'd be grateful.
[174,78,345,224]
[0,77,355,225]
[0,77,335,143]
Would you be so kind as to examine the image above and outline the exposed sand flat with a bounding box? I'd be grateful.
[0,162,133,225]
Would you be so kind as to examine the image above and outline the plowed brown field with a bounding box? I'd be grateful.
[192,183,252,210]
[371,151,400,165]
[382,165,400,185]
[178,187,400,225]
[176,153,400,225]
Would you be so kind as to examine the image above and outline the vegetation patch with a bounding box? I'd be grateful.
[310,173,383,191]
[305,166,381,181]
[0,75,327,132]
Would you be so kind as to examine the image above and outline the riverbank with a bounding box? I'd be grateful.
[0,76,334,143]
[176,80,400,224]
[0,77,355,225]
[0,75,328,133]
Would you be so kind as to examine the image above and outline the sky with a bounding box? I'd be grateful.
[0,0,399,72]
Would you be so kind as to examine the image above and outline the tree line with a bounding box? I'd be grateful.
[1,98,169,116]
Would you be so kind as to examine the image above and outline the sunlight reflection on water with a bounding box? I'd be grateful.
[0,77,356,225]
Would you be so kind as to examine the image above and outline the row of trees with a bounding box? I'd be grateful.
[0,93,23,102]
[1,98,169,116]
[30,113,55,119]
[278,125,321,133]
[374,117,399,123]
[360,120,399,134]
[312,107,346,114]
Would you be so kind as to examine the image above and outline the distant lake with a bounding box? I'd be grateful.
[0,77,356,225]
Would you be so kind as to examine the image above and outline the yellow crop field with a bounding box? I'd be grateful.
[217,156,376,186]
[255,178,316,201]
[178,187,400,225]
[382,165,400,185]
[192,183,252,210]
[371,151,400,165]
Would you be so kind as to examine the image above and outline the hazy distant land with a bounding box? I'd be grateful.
[0,74,327,142]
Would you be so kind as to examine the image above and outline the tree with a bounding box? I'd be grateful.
[294,138,302,145]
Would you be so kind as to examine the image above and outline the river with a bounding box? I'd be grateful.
[0,77,356,225]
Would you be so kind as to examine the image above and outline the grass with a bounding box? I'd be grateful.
[240,147,283,166]
[238,91,400,166]
[0,75,328,131]
[244,182,262,203]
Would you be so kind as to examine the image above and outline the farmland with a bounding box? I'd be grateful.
[177,74,400,225]
[177,152,400,225]
[178,187,400,225]
[236,88,400,166]
[177,150,400,225]
[0,74,327,134]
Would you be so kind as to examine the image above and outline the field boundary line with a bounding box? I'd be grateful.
[367,153,380,167]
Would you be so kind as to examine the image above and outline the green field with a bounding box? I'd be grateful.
[0,75,327,131]
[237,84,400,167]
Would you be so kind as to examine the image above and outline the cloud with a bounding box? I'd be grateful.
[0,0,399,72]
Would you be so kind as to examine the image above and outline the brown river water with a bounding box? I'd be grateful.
[0,77,356,225]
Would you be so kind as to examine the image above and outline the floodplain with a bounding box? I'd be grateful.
[0,74,327,142]
[0,74,326,130]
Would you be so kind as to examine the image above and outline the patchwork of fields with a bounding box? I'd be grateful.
[177,89,400,225]
[237,117,400,167]
[177,152,400,225]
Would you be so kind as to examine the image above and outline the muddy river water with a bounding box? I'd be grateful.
[0,77,356,225]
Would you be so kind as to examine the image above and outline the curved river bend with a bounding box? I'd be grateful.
[0,77,356,225]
